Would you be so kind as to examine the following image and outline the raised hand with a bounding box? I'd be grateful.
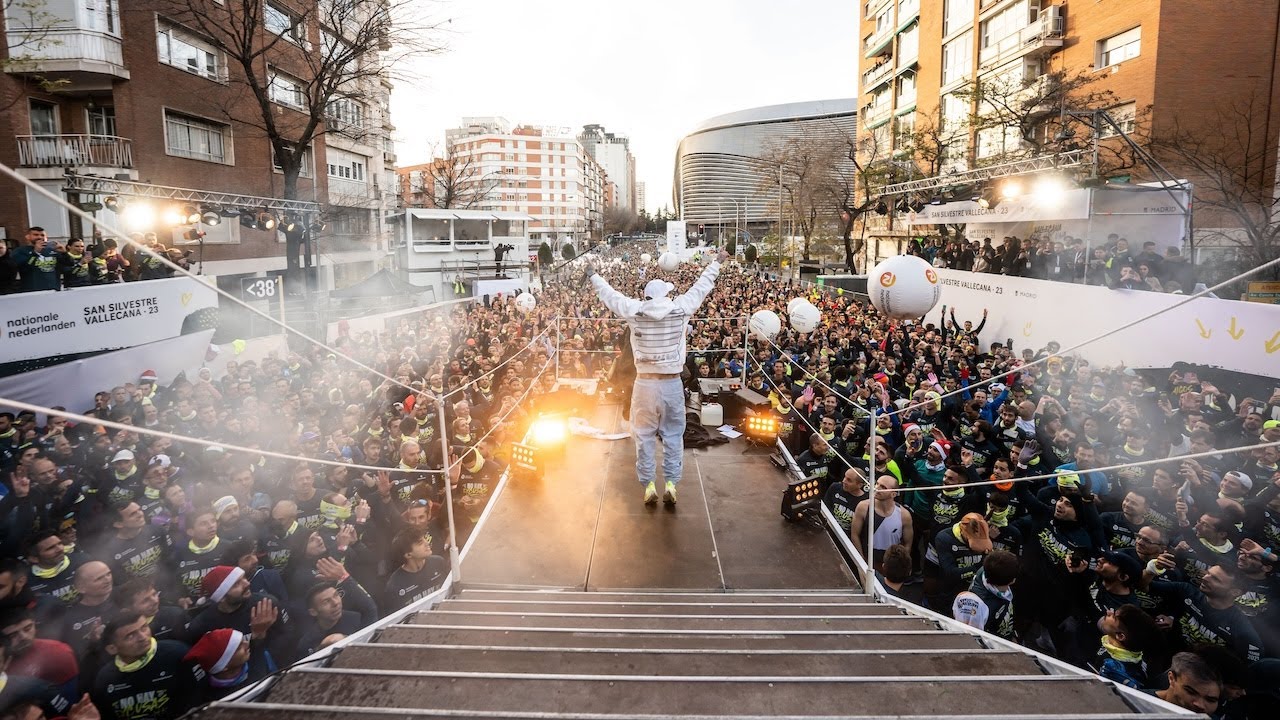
[249,598,279,639]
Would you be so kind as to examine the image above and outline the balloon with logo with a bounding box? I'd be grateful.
[640,253,652,263]
[748,309,782,341]
[790,300,822,334]
[868,254,942,320]
[786,297,808,316]
[515,292,537,314]
[657,252,681,272]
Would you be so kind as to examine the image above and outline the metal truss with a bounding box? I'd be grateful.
[878,149,1086,196]
[63,173,322,215]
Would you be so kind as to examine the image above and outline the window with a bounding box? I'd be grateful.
[1099,27,1141,68]
[942,0,971,36]
[164,110,229,163]
[268,68,305,109]
[898,23,919,64]
[272,143,313,177]
[265,2,305,45]
[326,97,365,129]
[896,72,916,107]
[87,106,116,136]
[157,22,222,81]
[1098,102,1137,138]
[327,148,366,182]
[86,0,119,35]
[941,30,972,85]
[941,93,968,134]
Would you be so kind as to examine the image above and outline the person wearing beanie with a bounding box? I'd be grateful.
[92,611,200,720]
[186,617,278,703]
[212,495,257,545]
[1012,491,1097,649]
[1060,550,1143,666]
[1088,605,1160,690]
[185,565,296,666]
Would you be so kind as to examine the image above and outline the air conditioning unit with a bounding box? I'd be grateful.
[1043,5,1065,35]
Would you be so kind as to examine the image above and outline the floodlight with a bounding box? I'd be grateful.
[743,412,779,443]
[256,211,277,230]
[999,178,1024,200]
[183,204,202,224]
[161,205,186,227]
[201,211,221,226]
[780,476,824,521]
[529,416,567,447]
[122,202,157,231]
[1031,175,1069,208]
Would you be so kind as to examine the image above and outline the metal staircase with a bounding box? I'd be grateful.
[194,586,1188,720]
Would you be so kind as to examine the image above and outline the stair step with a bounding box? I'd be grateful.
[406,611,928,631]
[264,670,1137,716]
[198,707,1184,720]
[376,625,983,650]
[455,589,867,604]
[333,644,1043,676]
[437,599,898,616]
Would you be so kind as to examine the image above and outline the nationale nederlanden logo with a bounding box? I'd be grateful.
[879,272,896,288]
[925,268,938,284]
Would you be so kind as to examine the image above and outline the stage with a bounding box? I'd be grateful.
[461,400,856,591]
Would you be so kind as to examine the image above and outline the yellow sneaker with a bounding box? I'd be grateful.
[663,481,677,505]
[643,481,658,505]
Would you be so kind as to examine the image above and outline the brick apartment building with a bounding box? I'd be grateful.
[0,0,399,291]
[857,0,1280,256]
[398,118,613,249]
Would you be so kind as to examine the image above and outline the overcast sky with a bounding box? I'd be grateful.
[392,0,857,213]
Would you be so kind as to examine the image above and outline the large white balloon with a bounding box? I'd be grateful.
[640,253,652,263]
[515,292,537,313]
[868,255,942,320]
[790,300,822,334]
[748,309,782,341]
[786,297,808,315]
[657,252,681,272]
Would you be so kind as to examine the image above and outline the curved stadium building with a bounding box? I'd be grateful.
[674,99,859,228]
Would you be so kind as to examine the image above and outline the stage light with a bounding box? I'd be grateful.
[511,442,539,472]
[874,199,889,215]
[999,178,1024,200]
[183,228,206,242]
[928,195,945,205]
[161,205,186,227]
[529,416,567,447]
[743,412,779,443]
[182,204,202,224]
[121,202,156,231]
[201,211,221,226]
[894,198,910,213]
[256,210,277,230]
[909,199,926,213]
[976,186,999,210]
[218,206,242,218]
[104,196,121,211]
[1032,175,1069,207]
[282,215,298,232]
[239,210,257,228]
[780,476,824,521]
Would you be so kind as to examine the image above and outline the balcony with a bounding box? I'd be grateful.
[326,177,380,208]
[4,28,129,80]
[864,27,894,58]
[979,16,1065,68]
[862,59,894,91]
[17,135,133,169]
[866,0,893,17]
[862,101,893,127]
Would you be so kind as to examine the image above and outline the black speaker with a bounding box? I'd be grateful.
[720,387,771,423]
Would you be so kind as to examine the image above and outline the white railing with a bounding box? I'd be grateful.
[862,59,894,90]
[863,101,892,126]
[979,17,1065,67]
[6,28,125,69]
[16,135,133,168]
[326,177,377,207]
[863,26,894,55]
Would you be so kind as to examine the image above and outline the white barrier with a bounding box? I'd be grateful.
[935,269,1280,376]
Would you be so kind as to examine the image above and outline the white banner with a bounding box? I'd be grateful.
[0,331,213,422]
[965,186,1189,256]
[909,188,1092,225]
[0,277,219,365]
[666,220,687,253]
[934,269,1280,376]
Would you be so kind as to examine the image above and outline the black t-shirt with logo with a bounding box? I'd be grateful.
[384,556,450,612]
[91,639,202,720]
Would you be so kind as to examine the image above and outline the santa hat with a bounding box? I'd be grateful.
[902,423,921,436]
[139,369,158,383]
[185,628,244,674]
[929,439,952,459]
[201,565,245,603]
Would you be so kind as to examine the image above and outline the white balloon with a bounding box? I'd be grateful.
[787,297,808,315]
[515,292,537,313]
[790,300,821,334]
[868,255,942,320]
[640,253,652,263]
[657,252,681,272]
[748,309,782,341]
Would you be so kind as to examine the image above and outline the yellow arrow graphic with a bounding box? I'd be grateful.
[1023,321,1033,337]
[1266,330,1280,354]
[1228,317,1244,340]
[1195,319,1211,339]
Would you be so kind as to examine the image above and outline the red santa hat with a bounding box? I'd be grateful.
[185,628,244,674]
[139,369,158,383]
[901,423,921,437]
[929,438,952,459]
[200,565,245,603]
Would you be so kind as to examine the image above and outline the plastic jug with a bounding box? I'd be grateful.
[700,403,723,426]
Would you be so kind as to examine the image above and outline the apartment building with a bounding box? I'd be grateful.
[857,0,1280,250]
[579,124,637,211]
[422,117,602,248]
[635,181,646,214]
[0,0,399,290]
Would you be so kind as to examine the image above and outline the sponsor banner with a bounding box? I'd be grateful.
[0,277,218,365]
[964,186,1189,256]
[1246,281,1280,305]
[935,269,1280,376]
[908,188,1091,225]
[666,220,687,253]
[0,331,213,422]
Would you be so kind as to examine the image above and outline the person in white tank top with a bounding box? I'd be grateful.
[850,475,914,571]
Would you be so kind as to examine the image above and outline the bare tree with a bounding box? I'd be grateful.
[603,206,642,236]
[148,0,445,202]
[1148,95,1280,283]
[407,142,498,209]
[758,134,841,262]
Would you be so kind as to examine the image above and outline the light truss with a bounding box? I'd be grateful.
[877,149,1087,196]
[63,173,322,215]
